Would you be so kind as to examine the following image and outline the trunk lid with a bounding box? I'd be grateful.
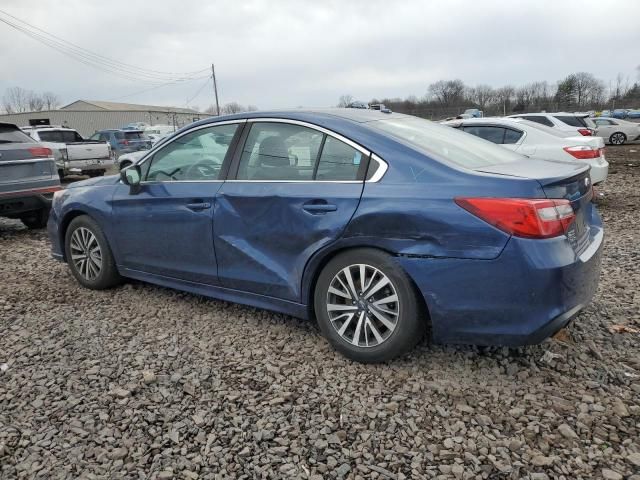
[475,158,594,254]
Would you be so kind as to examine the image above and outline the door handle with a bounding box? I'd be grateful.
[186,202,211,211]
[302,202,337,214]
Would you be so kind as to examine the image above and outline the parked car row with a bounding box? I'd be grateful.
[599,109,640,119]
[46,109,603,363]
[443,117,609,184]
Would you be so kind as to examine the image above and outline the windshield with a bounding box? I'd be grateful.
[37,130,84,142]
[0,125,33,143]
[370,116,523,168]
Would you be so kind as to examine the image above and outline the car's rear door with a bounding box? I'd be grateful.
[111,121,244,285]
[214,119,370,302]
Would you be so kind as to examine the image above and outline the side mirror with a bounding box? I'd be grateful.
[120,164,142,194]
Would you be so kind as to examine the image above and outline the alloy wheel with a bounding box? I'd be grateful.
[70,227,102,280]
[610,133,625,145]
[326,263,400,348]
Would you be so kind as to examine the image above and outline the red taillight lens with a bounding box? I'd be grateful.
[578,128,592,136]
[455,198,575,239]
[119,140,129,145]
[28,147,52,158]
[563,145,601,159]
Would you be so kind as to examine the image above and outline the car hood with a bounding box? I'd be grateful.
[66,174,120,189]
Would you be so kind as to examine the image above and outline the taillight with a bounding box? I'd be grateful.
[28,147,52,157]
[578,128,593,136]
[119,140,129,145]
[563,145,601,159]
[455,198,575,239]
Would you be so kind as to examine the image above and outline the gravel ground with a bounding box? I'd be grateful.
[1,146,639,480]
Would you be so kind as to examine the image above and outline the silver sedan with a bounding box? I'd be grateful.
[592,118,640,145]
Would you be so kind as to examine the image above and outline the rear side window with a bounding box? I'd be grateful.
[37,130,84,143]
[124,131,145,140]
[554,116,587,128]
[462,126,505,144]
[522,116,554,127]
[503,128,524,144]
[0,125,32,143]
[315,136,363,180]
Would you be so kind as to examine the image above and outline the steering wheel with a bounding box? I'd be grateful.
[184,159,220,179]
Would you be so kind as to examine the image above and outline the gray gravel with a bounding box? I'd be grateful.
[1,146,639,479]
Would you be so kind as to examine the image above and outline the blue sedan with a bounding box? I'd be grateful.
[48,109,603,362]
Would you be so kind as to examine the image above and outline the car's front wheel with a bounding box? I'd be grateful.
[609,132,626,145]
[314,248,424,363]
[65,215,121,289]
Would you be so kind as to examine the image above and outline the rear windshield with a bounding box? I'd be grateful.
[554,115,588,128]
[0,125,33,143]
[115,131,147,140]
[370,116,523,168]
[37,130,84,143]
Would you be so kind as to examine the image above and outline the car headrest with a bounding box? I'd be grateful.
[258,136,289,167]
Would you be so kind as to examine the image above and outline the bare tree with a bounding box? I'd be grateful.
[27,91,45,111]
[428,79,465,105]
[42,91,60,110]
[2,87,30,113]
[467,84,495,111]
[572,72,605,108]
[337,94,354,108]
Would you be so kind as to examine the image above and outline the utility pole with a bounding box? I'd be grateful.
[211,63,220,116]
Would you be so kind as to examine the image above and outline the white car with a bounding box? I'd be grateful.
[507,112,595,137]
[443,117,609,184]
[592,118,640,145]
[144,124,176,144]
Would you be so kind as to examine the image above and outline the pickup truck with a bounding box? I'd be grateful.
[22,126,112,178]
[0,122,61,229]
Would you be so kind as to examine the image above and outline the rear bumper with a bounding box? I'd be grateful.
[398,215,604,346]
[64,159,112,173]
[589,161,609,185]
[0,187,58,218]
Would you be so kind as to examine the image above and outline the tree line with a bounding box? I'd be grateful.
[2,87,61,114]
[339,69,640,120]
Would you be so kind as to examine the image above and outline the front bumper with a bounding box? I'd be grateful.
[397,219,604,346]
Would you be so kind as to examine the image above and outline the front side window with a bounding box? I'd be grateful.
[145,124,238,181]
[236,123,323,180]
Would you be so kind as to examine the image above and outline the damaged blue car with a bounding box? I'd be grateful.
[48,109,603,362]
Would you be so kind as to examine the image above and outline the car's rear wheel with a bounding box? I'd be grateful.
[65,215,121,289]
[314,248,424,363]
[609,132,626,145]
[20,208,49,229]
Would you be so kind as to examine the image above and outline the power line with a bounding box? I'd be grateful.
[109,74,211,101]
[185,76,212,106]
[0,10,209,83]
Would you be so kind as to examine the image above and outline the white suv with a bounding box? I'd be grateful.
[508,113,595,137]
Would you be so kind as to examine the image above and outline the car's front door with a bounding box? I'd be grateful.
[215,120,369,302]
[111,121,243,285]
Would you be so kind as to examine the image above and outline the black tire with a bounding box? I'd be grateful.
[609,132,626,145]
[314,248,424,363]
[20,208,49,229]
[64,215,122,290]
[119,160,132,170]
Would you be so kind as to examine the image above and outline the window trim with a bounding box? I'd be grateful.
[226,118,387,183]
[137,120,247,184]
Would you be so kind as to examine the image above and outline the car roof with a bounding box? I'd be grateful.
[198,108,408,125]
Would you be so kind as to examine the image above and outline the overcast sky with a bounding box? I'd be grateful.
[1,0,638,111]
